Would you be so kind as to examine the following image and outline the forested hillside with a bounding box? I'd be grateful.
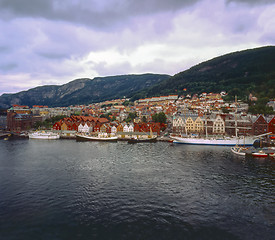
[131,46,275,101]
[0,74,170,108]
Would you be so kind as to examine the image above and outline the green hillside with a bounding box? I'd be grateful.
[0,74,170,108]
[131,46,275,101]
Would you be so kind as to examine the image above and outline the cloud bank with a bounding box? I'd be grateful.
[0,0,274,95]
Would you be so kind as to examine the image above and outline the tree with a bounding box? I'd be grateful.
[125,112,137,122]
[142,116,147,123]
[248,97,275,115]
[100,112,112,120]
[152,112,167,124]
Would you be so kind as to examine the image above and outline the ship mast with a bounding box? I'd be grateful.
[234,95,238,138]
[205,98,208,138]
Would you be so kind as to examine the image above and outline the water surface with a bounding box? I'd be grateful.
[0,139,274,240]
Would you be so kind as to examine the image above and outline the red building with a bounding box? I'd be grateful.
[134,122,162,135]
[53,121,62,130]
[252,115,268,135]
[268,116,275,134]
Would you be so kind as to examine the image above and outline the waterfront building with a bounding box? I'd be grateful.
[6,105,41,132]
[267,116,275,134]
[212,115,225,135]
[194,117,204,133]
[53,121,62,131]
[111,125,117,134]
[128,124,134,132]
[252,115,268,136]
[172,116,185,134]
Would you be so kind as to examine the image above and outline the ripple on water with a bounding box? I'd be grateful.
[0,140,274,240]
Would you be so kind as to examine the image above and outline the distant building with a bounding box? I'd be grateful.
[0,109,7,130]
[267,100,275,111]
[6,106,41,132]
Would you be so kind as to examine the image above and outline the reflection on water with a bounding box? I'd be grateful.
[0,139,274,240]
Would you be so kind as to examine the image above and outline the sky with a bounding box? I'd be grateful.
[0,0,275,95]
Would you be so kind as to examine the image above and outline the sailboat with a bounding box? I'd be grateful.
[171,98,255,146]
[171,114,255,146]
[171,134,254,146]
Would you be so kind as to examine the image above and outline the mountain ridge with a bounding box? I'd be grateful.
[1,46,275,109]
[0,74,170,108]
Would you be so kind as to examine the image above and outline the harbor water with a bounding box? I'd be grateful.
[0,139,274,240]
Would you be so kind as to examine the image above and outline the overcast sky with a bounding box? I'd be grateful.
[0,0,274,95]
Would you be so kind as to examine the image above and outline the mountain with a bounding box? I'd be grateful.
[131,46,275,101]
[1,46,274,109]
[0,74,170,108]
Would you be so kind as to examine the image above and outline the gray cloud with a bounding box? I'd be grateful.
[0,45,10,53]
[0,63,17,71]
[226,0,275,5]
[0,0,275,95]
[37,52,69,60]
[0,0,199,29]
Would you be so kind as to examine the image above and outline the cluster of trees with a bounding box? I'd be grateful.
[152,112,167,124]
[125,112,137,123]
[248,98,274,115]
[34,115,67,129]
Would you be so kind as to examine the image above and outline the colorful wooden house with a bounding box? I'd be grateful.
[212,115,225,134]
[268,116,275,134]
[252,115,268,135]
[52,121,61,131]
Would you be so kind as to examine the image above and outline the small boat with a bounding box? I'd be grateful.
[252,150,268,158]
[269,153,275,158]
[231,146,247,156]
[29,131,60,140]
[76,133,118,142]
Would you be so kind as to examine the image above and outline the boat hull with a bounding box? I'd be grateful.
[252,152,268,158]
[76,134,118,142]
[231,147,246,156]
[171,136,254,146]
[127,137,157,144]
[29,132,60,140]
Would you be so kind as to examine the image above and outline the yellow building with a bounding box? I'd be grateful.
[185,116,204,133]
[194,117,204,133]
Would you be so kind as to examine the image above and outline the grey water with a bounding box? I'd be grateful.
[0,139,274,240]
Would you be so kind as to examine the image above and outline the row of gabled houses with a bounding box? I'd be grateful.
[172,114,275,136]
[52,115,164,135]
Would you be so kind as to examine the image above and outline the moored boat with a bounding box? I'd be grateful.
[76,133,118,142]
[29,131,60,140]
[171,135,255,146]
[252,150,268,158]
[231,146,247,156]
[127,136,157,144]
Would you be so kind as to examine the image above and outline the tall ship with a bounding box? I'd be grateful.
[171,135,255,146]
[29,131,60,140]
[171,102,256,146]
